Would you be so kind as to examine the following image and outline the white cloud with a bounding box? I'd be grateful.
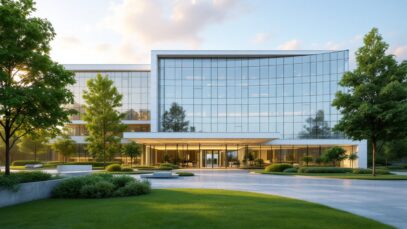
[251,32,271,44]
[392,45,407,60]
[278,39,301,50]
[104,0,242,46]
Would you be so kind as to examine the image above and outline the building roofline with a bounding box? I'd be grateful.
[151,49,342,57]
[63,64,151,72]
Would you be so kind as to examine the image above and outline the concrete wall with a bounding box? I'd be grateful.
[0,179,65,208]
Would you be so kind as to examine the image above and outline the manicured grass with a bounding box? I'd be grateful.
[256,171,407,180]
[0,189,391,229]
[97,171,152,175]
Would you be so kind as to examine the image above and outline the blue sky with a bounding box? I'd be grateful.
[34,0,407,67]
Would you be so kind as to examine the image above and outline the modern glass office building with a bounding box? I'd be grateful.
[64,50,367,168]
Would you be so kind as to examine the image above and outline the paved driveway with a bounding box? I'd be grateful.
[133,170,407,229]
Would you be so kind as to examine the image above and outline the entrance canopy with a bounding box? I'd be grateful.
[123,132,280,145]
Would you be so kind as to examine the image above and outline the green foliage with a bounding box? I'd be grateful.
[51,133,76,162]
[176,172,194,176]
[51,173,150,198]
[11,160,41,166]
[332,28,407,175]
[0,0,76,175]
[352,168,390,175]
[299,110,332,139]
[83,74,127,163]
[0,171,52,191]
[283,168,298,173]
[298,167,352,173]
[254,158,264,166]
[159,163,179,170]
[161,102,190,132]
[348,153,359,168]
[382,139,407,163]
[322,146,347,166]
[64,161,121,167]
[301,156,313,166]
[264,164,293,172]
[17,131,50,161]
[122,142,141,166]
[106,164,122,172]
[120,167,134,172]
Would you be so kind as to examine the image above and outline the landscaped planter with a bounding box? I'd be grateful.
[0,178,66,208]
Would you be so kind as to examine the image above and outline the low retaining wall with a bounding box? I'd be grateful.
[0,178,65,208]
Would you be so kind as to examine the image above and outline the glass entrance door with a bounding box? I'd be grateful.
[204,150,219,168]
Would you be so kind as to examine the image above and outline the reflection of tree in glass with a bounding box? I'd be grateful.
[162,103,190,132]
[299,110,331,139]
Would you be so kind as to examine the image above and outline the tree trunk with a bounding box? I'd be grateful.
[130,156,133,168]
[372,140,377,176]
[5,136,11,175]
[34,143,37,161]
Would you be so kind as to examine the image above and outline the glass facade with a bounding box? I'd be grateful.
[158,50,348,139]
[68,71,150,121]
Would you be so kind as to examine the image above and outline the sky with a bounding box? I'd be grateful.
[33,0,407,68]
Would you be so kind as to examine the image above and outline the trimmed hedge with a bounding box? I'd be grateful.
[11,160,42,166]
[352,168,391,175]
[159,163,179,170]
[51,174,151,198]
[65,161,121,167]
[283,168,298,173]
[176,172,194,176]
[0,171,53,191]
[106,164,122,172]
[265,164,293,172]
[298,167,352,173]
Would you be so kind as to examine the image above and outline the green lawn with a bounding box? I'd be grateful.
[256,171,407,180]
[0,189,391,229]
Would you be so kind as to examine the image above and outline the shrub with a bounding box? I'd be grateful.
[283,168,298,173]
[80,181,115,198]
[65,161,121,167]
[352,168,391,175]
[0,171,53,191]
[114,180,151,197]
[11,160,41,166]
[133,165,156,169]
[254,159,264,166]
[176,172,194,176]
[121,167,134,172]
[111,176,134,188]
[106,164,122,172]
[52,174,150,199]
[159,163,179,170]
[264,164,293,172]
[298,167,352,173]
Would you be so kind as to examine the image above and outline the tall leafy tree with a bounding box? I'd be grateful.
[299,110,332,139]
[51,133,76,162]
[333,28,407,175]
[162,102,189,132]
[122,141,141,167]
[83,74,127,166]
[0,0,75,175]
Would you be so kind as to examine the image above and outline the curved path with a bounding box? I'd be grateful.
[133,170,407,229]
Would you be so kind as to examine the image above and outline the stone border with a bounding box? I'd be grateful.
[0,178,66,208]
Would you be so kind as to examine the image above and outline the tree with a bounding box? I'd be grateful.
[122,141,141,167]
[51,134,76,162]
[301,156,313,167]
[83,74,127,166]
[18,131,50,161]
[322,146,347,167]
[381,139,407,166]
[348,153,358,168]
[161,103,189,132]
[299,110,332,139]
[332,28,407,176]
[0,0,76,175]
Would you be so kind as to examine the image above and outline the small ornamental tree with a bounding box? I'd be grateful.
[122,142,141,167]
[83,74,127,166]
[299,110,331,139]
[0,0,76,175]
[322,146,347,167]
[332,28,407,176]
[162,103,189,132]
[51,134,76,162]
[301,156,313,167]
[348,153,358,168]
